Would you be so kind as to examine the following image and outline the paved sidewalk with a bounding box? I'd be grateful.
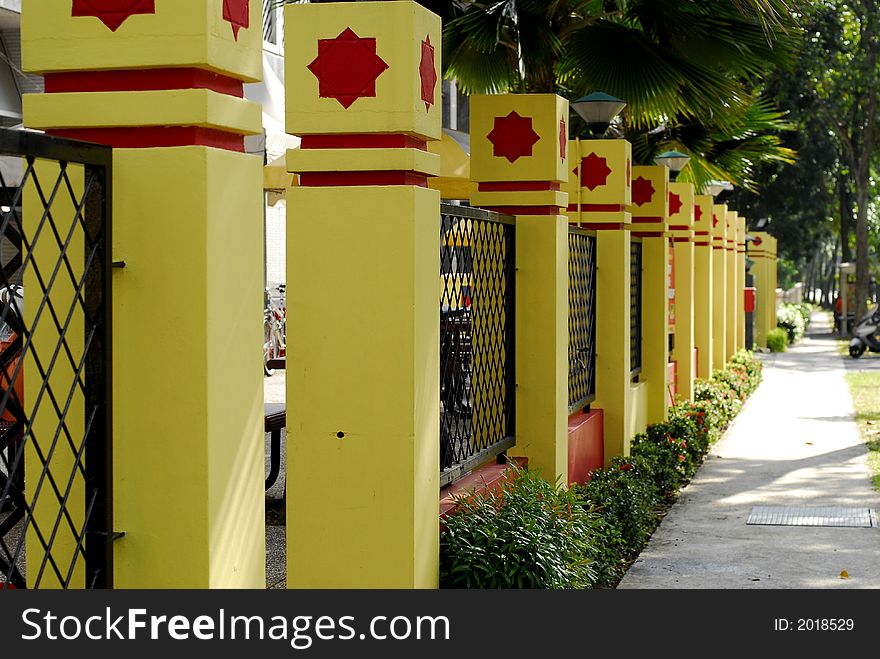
[619,313,880,588]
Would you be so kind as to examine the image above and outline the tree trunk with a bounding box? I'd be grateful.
[839,178,853,263]
[855,181,870,317]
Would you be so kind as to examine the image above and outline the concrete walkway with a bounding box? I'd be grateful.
[619,312,880,588]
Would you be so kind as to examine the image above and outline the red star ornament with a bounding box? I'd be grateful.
[419,36,437,111]
[578,152,611,191]
[632,176,655,206]
[71,0,155,32]
[559,119,567,161]
[712,214,719,227]
[694,205,703,223]
[487,112,541,163]
[223,0,250,41]
[307,28,390,109]
[669,192,683,216]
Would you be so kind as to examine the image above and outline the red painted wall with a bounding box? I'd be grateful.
[567,409,604,484]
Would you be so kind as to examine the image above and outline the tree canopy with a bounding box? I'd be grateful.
[439,0,802,191]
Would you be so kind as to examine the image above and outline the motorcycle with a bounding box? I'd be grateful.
[848,307,880,358]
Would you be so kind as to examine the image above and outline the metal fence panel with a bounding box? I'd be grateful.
[0,129,112,589]
[630,238,643,378]
[568,227,597,412]
[439,204,514,487]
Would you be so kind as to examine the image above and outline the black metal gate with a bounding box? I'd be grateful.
[439,204,515,487]
[568,226,597,412]
[630,238,643,379]
[0,129,113,589]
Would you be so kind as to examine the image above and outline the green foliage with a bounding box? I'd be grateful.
[577,456,659,587]
[441,351,764,589]
[670,399,717,450]
[767,327,789,352]
[777,302,809,343]
[695,378,744,428]
[440,467,598,589]
[713,349,764,401]
[440,0,802,191]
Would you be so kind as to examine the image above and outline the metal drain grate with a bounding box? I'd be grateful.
[747,506,877,528]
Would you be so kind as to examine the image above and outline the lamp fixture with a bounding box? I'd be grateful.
[704,180,733,197]
[571,92,626,138]
[654,150,691,181]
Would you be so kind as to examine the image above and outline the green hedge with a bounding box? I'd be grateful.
[440,349,763,589]
[777,302,812,344]
[767,327,788,352]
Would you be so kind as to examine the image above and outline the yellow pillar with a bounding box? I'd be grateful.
[693,195,714,378]
[770,236,779,334]
[735,215,746,349]
[725,211,737,360]
[630,166,670,424]
[750,232,770,348]
[669,182,695,401]
[23,0,265,588]
[284,1,442,588]
[565,138,636,460]
[711,204,728,370]
[471,93,569,483]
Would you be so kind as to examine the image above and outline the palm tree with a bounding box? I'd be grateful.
[442,0,801,190]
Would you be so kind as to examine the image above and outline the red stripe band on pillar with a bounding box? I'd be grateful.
[44,68,244,98]
[712,246,725,250]
[668,225,690,231]
[47,127,244,152]
[299,171,428,187]
[694,231,710,236]
[567,204,626,212]
[672,237,692,243]
[632,216,663,223]
[478,181,561,192]
[300,134,428,151]
[694,241,711,246]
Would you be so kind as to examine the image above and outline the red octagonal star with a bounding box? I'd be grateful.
[308,27,390,109]
[712,214,719,227]
[577,152,611,191]
[223,0,250,41]
[487,112,541,163]
[632,176,655,206]
[694,204,703,223]
[71,0,155,32]
[420,35,437,111]
[669,192,683,216]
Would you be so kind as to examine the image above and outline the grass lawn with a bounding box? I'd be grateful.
[844,370,880,490]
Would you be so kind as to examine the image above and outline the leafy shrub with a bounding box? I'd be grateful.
[694,378,742,428]
[793,302,813,327]
[631,415,701,498]
[577,456,659,587]
[767,327,788,352]
[670,399,716,450]
[712,361,760,401]
[777,303,807,343]
[581,457,658,552]
[440,351,766,590]
[440,467,598,589]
